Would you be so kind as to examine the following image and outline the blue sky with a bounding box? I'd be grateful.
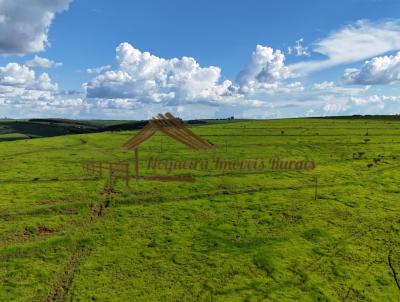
[0,0,400,119]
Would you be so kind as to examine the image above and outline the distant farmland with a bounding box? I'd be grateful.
[0,116,399,301]
[0,117,241,142]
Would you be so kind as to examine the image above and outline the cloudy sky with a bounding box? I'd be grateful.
[0,0,400,119]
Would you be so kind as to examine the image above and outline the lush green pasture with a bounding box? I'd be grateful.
[0,117,399,301]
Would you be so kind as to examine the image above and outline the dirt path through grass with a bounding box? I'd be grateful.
[44,185,114,302]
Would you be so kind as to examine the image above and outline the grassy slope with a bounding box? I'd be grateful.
[0,118,239,142]
[0,119,135,141]
[0,118,399,301]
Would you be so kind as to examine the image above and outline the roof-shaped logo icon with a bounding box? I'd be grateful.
[123,112,213,151]
[123,112,213,182]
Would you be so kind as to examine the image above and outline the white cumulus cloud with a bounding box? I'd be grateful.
[0,0,72,55]
[85,42,238,107]
[0,63,58,91]
[236,45,291,94]
[0,63,35,86]
[26,55,63,68]
[343,51,400,85]
[87,65,112,75]
[0,62,86,118]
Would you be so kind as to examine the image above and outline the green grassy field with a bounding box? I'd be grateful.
[0,117,399,301]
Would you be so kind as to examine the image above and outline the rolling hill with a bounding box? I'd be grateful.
[0,116,399,301]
